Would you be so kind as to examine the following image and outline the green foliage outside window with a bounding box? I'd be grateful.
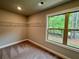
[48,15,65,28]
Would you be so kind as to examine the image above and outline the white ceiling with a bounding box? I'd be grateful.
[0,0,70,16]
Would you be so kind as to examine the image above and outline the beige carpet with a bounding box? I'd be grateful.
[0,41,60,59]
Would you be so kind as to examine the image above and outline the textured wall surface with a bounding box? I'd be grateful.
[28,1,79,59]
[0,9,27,46]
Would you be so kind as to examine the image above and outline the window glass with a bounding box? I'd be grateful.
[48,30,64,43]
[48,15,65,28]
[48,14,65,43]
[47,11,79,49]
[68,12,79,48]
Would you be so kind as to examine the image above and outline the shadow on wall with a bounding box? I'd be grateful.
[0,26,26,46]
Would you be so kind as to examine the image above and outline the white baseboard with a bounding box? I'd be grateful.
[27,39,71,59]
[0,39,29,49]
[0,39,71,59]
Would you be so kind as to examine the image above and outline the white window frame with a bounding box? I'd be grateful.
[46,7,79,53]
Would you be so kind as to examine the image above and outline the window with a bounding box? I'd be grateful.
[68,12,79,48]
[47,11,79,49]
[48,14,65,43]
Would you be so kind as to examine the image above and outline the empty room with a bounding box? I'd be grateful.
[0,0,79,59]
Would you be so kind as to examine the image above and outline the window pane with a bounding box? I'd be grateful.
[48,30,64,43]
[48,15,65,28]
[68,12,79,29]
[68,31,79,48]
[68,12,79,48]
[48,14,65,43]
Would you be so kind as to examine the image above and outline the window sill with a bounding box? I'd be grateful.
[46,40,79,53]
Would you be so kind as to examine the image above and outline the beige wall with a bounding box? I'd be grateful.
[28,1,79,59]
[0,9,27,46]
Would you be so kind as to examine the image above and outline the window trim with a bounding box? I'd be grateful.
[46,39,79,53]
[46,7,79,53]
[47,7,79,17]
